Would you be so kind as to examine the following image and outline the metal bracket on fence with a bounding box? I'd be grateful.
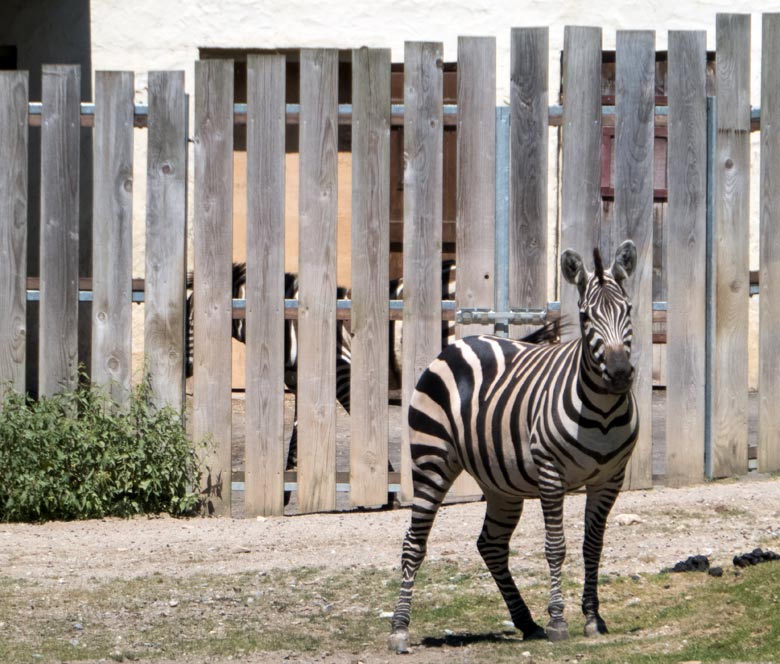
[456,307,549,327]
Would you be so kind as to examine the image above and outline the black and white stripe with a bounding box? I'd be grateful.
[388,240,639,650]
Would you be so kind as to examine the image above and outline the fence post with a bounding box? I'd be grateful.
[614,30,655,490]
[350,47,391,508]
[145,71,188,413]
[244,54,287,517]
[297,48,339,514]
[758,13,780,472]
[510,27,549,328]
[712,13,751,478]
[560,27,601,340]
[193,59,234,516]
[39,65,80,397]
[0,71,28,398]
[92,71,134,408]
[400,41,444,502]
[665,31,708,486]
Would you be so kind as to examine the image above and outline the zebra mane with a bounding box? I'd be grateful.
[593,247,604,285]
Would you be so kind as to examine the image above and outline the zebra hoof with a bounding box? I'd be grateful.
[584,616,608,637]
[388,629,411,654]
[546,619,570,642]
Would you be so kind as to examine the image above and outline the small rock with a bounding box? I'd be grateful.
[168,599,179,607]
[73,622,84,631]
[379,611,394,619]
[615,513,643,526]
[69,639,80,647]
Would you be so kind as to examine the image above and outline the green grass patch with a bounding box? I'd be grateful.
[1,559,780,663]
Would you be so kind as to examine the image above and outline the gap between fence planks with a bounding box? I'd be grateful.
[244,54,287,517]
[665,31,708,487]
[92,71,134,408]
[0,71,28,397]
[349,47,391,508]
[193,60,234,517]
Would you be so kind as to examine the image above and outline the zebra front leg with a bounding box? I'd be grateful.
[283,397,299,507]
[538,466,569,641]
[581,477,622,637]
[477,494,546,640]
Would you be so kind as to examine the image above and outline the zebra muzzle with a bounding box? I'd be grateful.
[603,345,634,393]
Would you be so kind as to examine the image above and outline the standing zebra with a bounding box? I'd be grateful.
[388,240,638,651]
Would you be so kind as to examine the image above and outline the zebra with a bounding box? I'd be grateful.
[388,240,638,651]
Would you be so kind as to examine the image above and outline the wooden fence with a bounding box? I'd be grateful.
[1,13,780,517]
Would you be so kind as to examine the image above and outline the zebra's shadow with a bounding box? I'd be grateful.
[419,630,522,649]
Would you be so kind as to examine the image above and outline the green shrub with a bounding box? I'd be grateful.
[0,376,203,522]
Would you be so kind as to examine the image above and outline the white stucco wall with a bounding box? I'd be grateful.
[91,0,772,104]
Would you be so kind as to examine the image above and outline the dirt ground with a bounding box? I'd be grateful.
[3,474,780,663]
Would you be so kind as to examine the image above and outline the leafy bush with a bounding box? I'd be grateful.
[0,376,203,522]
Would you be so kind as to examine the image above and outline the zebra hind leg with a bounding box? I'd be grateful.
[477,493,546,640]
[388,448,461,653]
[283,397,299,507]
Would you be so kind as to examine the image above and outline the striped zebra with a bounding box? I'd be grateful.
[388,240,638,651]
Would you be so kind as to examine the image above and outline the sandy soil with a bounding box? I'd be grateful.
[4,475,780,587]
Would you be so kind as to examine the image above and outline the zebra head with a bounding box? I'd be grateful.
[560,240,637,394]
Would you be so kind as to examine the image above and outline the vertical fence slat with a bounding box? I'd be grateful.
[401,41,444,501]
[0,71,28,397]
[145,71,187,412]
[245,54,286,516]
[297,49,339,514]
[713,13,751,478]
[614,30,655,489]
[350,47,391,508]
[456,36,496,337]
[40,65,80,396]
[560,27,602,339]
[194,60,234,516]
[666,31,708,486]
[510,27,548,316]
[451,36,495,498]
[759,13,780,472]
[92,71,134,407]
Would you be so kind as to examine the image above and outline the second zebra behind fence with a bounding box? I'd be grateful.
[185,262,560,507]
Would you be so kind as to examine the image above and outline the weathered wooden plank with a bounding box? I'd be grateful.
[297,49,339,514]
[450,36,495,497]
[713,13,750,478]
[401,41,444,501]
[193,60,234,516]
[665,31,708,486]
[349,48,391,508]
[759,14,780,472]
[560,27,602,340]
[614,31,655,490]
[39,65,80,396]
[145,71,187,412]
[244,54,286,516]
[510,27,548,315]
[92,71,133,407]
[0,71,28,397]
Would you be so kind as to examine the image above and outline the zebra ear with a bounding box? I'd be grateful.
[561,249,588,295]
[612,240,637,283]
